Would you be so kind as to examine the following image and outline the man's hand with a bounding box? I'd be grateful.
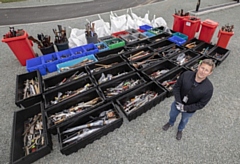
[176,102,185,112]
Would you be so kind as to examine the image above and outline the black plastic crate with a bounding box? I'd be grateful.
[207,46,230,66]
[158,45,185,59]
[194,42,215,56]
[124,39,152,52]
[183,38,205,50]
[92,63,135,85]
[122,46,154,62]
[129,52,164,71]
[120,34,138,44]
[87,55,126,74]
[43,76,96,110]
[156,67,188,97]
[10,103,52,164]
[141,60,178,81]
[149,40,175,52]
[132,33,148,40]
[148,33,171,44]
[169,50,200,66]
[98,72,146,101]
[95,47,127,60]
[43,66,89,92]
[15,71,43,108]
[116,81,167,121]
[45,89,105,134]
[185,56,218,71]
[57,102,123,156]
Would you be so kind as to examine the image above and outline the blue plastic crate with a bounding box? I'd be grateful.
[41,52,59,73]
[168,36,187,46]
[26,57,47,76]
[56,54,98,72]
[82,43,99,55]
[56,49,73,63]
[139,25,153,32]
[143,31,156,38]
[95,42,109,52]
[70,46,86,59]
[172,32,188,41]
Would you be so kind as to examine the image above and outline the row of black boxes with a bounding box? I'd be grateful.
[12,30,230,163]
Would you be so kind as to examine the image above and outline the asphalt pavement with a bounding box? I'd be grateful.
[0,0,240,164]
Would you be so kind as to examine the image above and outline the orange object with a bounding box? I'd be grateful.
[216,30,234,49]
[198,19,219,43]
[2,31,35,66]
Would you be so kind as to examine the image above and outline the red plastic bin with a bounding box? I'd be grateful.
[172,15,190,33]
[182,17,201,40]
[198,19,219,43]
[216,30,234,49]
[2,31,35,66]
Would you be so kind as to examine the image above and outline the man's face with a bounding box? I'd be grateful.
[196,63,213,80]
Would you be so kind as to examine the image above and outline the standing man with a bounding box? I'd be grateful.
[162,59,215,140]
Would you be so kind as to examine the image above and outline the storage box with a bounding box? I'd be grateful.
[112,30,129,38]
[125,40,152,52]
[122,47,154,62]
[43,66,89,92]
[56,49,73,63]
[207,46,230,66]
[95,42,109,52]
[158,45,184,59]
[57,54,98,73]
[143,31,156,38]
[185,56,217,71]
[125,28,139,34]
[98,35,114,42]
[148,33,170,43]
[15,71,43,108]
[168,35,187,46]
[87,55,126,74]
[149,40,175,52]
[26,57,47,76]
[104,38,125,49]
[95,47,126,60]
[120,34,138,44]
[69,46,86,59]
[116,81,167,121]
[147,26,165,35]
[43,76,96,110]
[194,42,215,56]
[57,102,123,155]
[41,52,59,73]
[132,33,148,40]
[139,25,153,31]
[129,52,164,71]
[156,67,188,97]
[141,60,178,81]
[45,89,104,134]
[183,38,205,50]
[82,43,99,55]
[172,32,188,40]
[98,72,146,101]
[10,103,52,164]
[91,63,135,85]
[169,50,200,66]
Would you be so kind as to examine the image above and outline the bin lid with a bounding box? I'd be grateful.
[202,19,219,28]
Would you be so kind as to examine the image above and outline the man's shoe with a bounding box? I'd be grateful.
[176,131,182,140]
[162,122,172,131]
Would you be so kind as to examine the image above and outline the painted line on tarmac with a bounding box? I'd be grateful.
[0,0,167,28]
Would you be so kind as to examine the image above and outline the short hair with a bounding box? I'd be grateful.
[200,59,216,72]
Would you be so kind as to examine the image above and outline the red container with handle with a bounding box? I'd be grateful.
[216,30,234,49]
[198,19,219,43]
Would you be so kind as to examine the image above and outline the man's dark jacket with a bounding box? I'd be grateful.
[173,71,213,113]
